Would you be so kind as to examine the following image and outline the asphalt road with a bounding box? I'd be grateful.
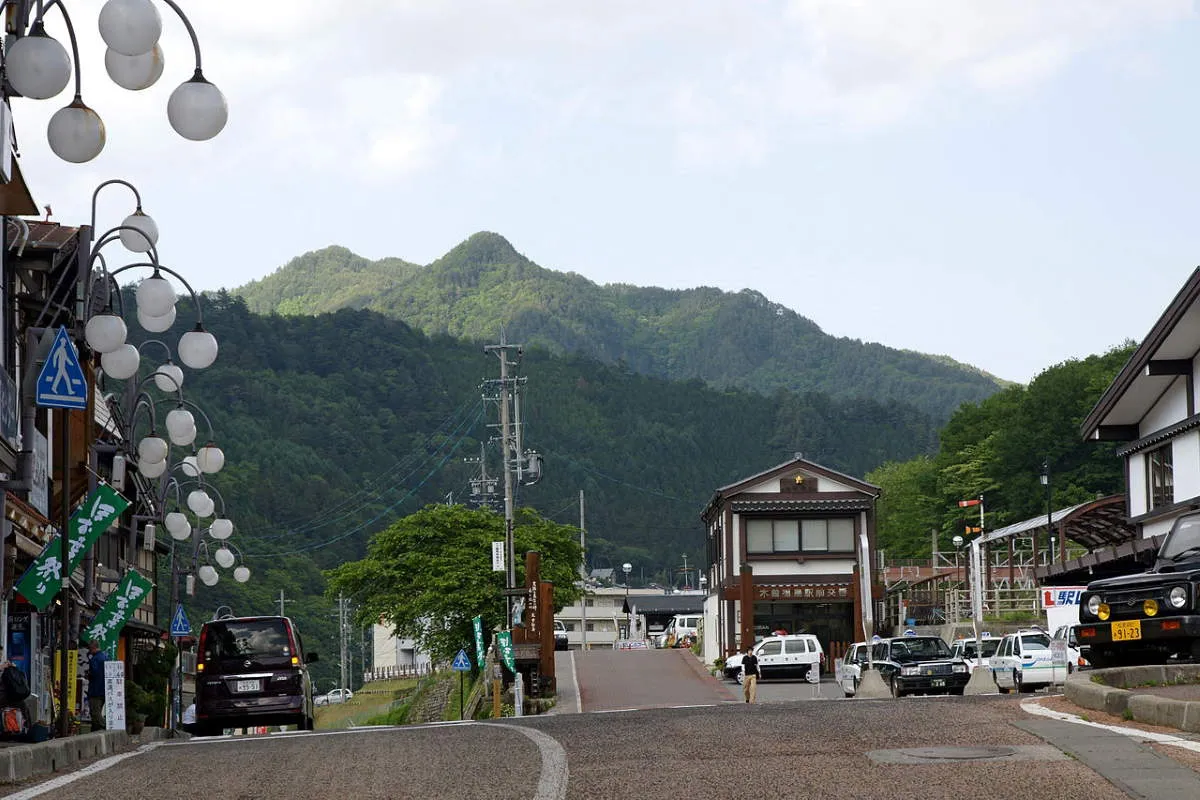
[5,696,1144,800]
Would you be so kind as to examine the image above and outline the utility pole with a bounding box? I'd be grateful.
[580,490,587,650]
[277,589,294,619]
[338,594,348,694]
[485,337,521,627]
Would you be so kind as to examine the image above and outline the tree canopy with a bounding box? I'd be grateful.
[324,504,582,661]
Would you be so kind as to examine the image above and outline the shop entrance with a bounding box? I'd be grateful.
[754,601,853,652]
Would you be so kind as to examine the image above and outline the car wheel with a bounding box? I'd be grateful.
[193,723,222,738]
[1067,662,1075,675]
[949,687,965,696]
[735,671,745,685]
[1015,670,1033,693]
[890,678,905,699]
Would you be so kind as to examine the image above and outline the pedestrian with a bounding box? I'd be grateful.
[181,702,197,735]
[86,640,107,732]
[741,642,760,703]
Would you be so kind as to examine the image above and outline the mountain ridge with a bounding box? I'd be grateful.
[231,232,1006,421]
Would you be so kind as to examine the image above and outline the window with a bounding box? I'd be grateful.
[784,639,812,654]
[758,640,783,656]
[747,518,857,554]
[585,598,594,607]
[585,623,594,632]
[1147,444,1173,510]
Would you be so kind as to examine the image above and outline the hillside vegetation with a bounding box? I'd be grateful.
[232,232,1005,422]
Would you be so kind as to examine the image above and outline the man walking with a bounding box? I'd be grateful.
[86,640,107,732]
[741,642,760,703]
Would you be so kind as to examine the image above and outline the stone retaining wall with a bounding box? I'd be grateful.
[1063,664,1200,732]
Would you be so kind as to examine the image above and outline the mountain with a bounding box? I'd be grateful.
[231,233,1005,421]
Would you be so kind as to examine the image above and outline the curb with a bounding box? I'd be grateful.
[1063,664,1200,732]
[0,727,179,785]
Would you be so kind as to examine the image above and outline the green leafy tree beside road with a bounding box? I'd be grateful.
[325,504,582,663]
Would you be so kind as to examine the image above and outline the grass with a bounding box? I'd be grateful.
[314,677,419,730]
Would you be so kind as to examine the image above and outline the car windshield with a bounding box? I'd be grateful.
[1159,513,1200,561]
[890,638,951,662]
[204,619,291,660]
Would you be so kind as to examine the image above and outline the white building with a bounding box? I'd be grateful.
[555,587,662,648]
[700,456,880,666]
[371,624,432,672]
[1082,267,1200,542]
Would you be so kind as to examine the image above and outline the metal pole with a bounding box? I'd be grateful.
[579,490,587,650]
[499,348,515,625]
[57,408,70,738]
[1045,465,1054,567]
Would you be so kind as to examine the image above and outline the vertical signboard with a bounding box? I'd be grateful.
[491,541,505,572]
[472,615,485,671]
[30,428,48,517]
[105,659,126,732]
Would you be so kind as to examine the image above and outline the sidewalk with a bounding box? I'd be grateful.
[0,727,174,784]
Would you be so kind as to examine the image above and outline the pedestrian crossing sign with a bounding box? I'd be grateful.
[35,326,88,409]
[451,649,472,672]
[170,604,191,637]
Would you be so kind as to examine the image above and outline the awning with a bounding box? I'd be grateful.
[976,495,1134,550]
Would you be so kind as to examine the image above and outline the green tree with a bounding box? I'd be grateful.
[324,504,582,662]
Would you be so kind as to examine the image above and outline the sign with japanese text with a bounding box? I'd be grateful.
[1040,587,1088,609]
[83,570,153,653]
[472,615,486,670]
[14,484,129,610]
[496,630,516,673]
[105,659,126,732]
[53,649,77,723]
[755,584,851,602]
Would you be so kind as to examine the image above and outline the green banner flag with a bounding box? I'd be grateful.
[15,483,130,611]
[496,630,516,673]
[472,615,485,670]
[82,570,154,653]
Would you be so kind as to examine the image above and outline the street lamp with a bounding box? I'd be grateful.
[5,0,228,162]
[1040,460,1052,566]
[622,562,632,640]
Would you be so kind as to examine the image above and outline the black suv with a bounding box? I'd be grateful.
[194,615,318,736]
[871,635,970,698]
[1076,511,1200,668]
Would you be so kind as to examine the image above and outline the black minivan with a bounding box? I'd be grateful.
[193,615,318,736]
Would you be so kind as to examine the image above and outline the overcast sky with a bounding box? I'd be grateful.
[12,1,1200,384]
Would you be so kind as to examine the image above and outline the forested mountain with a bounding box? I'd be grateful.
[231,232,1006,422]
[868,344,1136,560]
[155,293,940,685]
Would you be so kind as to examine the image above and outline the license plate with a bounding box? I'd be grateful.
[235,680,261,693]
[931,679,945,687]
[1112,620,1142,641]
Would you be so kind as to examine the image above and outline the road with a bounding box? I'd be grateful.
[8,649,1200,800]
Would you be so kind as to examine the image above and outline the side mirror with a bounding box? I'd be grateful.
[305,652,319,664]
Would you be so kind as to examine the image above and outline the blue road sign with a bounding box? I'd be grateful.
[170,604,191,637]
[451,648,472,672]
[35,326,87,409]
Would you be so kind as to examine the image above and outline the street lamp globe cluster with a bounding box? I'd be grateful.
[82,177,248,590]
[4,0,227,162]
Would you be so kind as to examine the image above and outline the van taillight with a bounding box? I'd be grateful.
[285,622,301,666]
[197,627,208,672]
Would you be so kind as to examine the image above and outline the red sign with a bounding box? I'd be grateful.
[958,499,981,507]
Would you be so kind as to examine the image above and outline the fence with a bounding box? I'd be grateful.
[362,663,433,683]
[886,584,1041,629]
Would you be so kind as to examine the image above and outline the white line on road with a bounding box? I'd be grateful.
[2,743,164,800]
[567,650,582,714]
[484,723,569,800]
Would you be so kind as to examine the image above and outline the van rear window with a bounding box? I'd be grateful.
[204,619,291,659]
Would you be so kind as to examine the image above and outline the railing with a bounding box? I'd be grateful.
[886,584,1042,628]
[362,663,432,683]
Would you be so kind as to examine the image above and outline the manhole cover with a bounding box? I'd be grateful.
[900,746,1017,760]
[867,745,1067,765]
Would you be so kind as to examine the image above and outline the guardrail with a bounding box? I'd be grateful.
[362,663,433,683]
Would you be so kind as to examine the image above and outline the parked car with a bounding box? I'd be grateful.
[948,636,1001,668]
[871,635,970,698]
[554,620,569,651]
[325,688,353,704]
[1075,510,1200,668]
[836,641,871,697]
[193,615,318,736]
[990,629,1066,693]
[723,634,824,684]
[1051,624,1088,672]
[662,614,702,648]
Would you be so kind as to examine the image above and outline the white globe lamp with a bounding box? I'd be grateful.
[137,457,167,479]
[137,435,168,464]
[138,306,176,333]
[5,23,71,100]
[119,209,158,252]
[168,71,228,141]
[47,100,106,163]
[165,407,194,442]
[214,547,235,569]
[104,43,163,90]
[98,0,162,57]
[234,565,251,583]
[178,326,218,369]
[100,344,139,379]
[196,445,225,474]
[197,564,219,586]
[180,455,200,478]
[85,313,127,353]
[152,361,183,393]
[208,517,233,540]
[165,511,190,540]
[135,273,176,317]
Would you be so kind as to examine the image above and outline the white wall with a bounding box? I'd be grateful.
[1128,452,1148,518]
[751,559,856,576]
[1141,379,1188,434]
[372,624,431,669]
[1174,431,1200,502]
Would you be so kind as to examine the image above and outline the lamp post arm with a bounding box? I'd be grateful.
[160,0,203,71]
[37,0,82,99]
[90,179,145,232]
[90,227,160,265]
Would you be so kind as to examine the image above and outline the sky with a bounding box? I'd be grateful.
[11,0,1200,384]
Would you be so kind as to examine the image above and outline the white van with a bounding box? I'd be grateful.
[661,614,701,648]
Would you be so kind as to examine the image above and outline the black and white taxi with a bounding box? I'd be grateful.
[871,634,970,698]
[723,634,824,684]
